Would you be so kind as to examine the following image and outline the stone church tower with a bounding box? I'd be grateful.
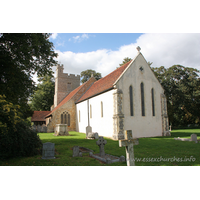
[54,64,80,108]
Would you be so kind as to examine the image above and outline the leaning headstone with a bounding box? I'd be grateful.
[73,146,82,157]
[42,142,55,159]
[119,130,139,166]
[96,136,107,156]
[191,134,197,143]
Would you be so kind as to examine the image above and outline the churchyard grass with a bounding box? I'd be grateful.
[0,129,200,166]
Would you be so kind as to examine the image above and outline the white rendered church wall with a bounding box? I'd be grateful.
[76,100,88,133]
[116,53,163,138]
[76,90,114,137]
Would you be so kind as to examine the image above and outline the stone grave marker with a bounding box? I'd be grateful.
[191,134,197,143]
[86,126,92,138]
[174,134,198,143]
[119,130,139,166]
[42,142,55,159]
[96,136,107,156]
[87,132,99,139]
[73,146,82,157]
[89,136,125,164]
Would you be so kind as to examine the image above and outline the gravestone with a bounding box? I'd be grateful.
[87,132,99,139]
[96,136,107,156]
[73,146,82,157]
[191,134,197,143]
[119,130,139,166]
[42,142,55,159]
[89,137,125,164]
[174,134,198,143]
[86,126,92,138]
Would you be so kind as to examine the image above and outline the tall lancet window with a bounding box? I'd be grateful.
[151,88,155,116]
[101,101,103,118]
[140,82,145,116]
[90,104,92,118]
[129,86,134,116]
[61,111,70,126]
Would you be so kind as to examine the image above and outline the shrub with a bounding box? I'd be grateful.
[0,95,42,159]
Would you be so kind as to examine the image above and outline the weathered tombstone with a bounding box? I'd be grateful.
[96,136,107,156]
[119,130,139,166]
[73,146,82,157]
[86,126,92,138]
[42,142,55,159]
[191,134,197,143]
[119,155,125,162]
[87,132,99,139]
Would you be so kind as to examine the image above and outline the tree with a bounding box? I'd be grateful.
[0,95,42,159]
[80,69,102,84]
[151,65,200,126]
[0,34,57,158]
[119,57,132,66]
[0,33,57,116]
[30,75,55,111]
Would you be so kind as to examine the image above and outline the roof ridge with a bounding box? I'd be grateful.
[76,60,132,103]
[92,60,132,85]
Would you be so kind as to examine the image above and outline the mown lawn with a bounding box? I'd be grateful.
[0,129,200,166]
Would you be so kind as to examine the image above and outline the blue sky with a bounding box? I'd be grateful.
[46,33,200,82]
[49,33,143,53]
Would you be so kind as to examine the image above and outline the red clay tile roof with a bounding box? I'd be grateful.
[45,60,132,117]
[31,111,51,122]
[76,60,132,103]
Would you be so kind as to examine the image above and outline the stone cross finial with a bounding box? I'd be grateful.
[136,46,141,52]
[96,136,107,156]
[119,130,139,166]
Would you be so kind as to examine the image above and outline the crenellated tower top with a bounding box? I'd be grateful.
[54,64,80,107]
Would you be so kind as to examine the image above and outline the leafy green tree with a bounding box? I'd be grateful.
[0,95,42,159]
[119,57,132,66]
[0,33,57,115]
[30,75,55,111]
[80,69,102,84]
[151,65,200,126]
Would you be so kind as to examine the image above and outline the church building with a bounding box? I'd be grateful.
[45,47,170,139]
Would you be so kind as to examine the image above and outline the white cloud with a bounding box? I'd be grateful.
[70,33,90,43]
[50,33,58,39]
[54,33,200,78]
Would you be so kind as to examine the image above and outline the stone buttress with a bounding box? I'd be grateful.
[112,88,125,140]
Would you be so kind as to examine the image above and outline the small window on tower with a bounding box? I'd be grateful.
[67,82,72,90]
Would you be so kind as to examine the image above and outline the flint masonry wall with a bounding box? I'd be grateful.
[47,77,96,132]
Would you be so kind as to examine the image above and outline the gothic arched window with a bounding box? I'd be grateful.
[140,82,145,116]
[61,111,70,126]
[151,88,155,116]
[129,86,134,116]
